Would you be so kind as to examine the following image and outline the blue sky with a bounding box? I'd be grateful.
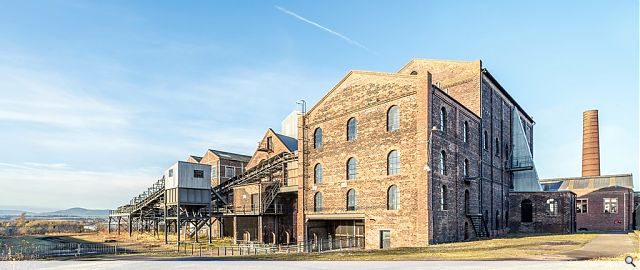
[0,1,637,210]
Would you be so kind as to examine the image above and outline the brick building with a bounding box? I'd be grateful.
[508,191,576,234]
[540,174,635,232]
[297,59,538,248]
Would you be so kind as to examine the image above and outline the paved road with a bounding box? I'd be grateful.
[559,233,637,260]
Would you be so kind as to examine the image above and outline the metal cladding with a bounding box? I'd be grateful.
[582,110,601,177]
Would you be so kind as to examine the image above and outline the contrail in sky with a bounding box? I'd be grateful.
[275,5,376,55]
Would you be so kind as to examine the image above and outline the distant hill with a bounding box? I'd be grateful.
[0,207,109,217]
[41,208,109,217]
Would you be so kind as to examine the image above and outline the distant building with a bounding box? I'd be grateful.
[540,174,635,231]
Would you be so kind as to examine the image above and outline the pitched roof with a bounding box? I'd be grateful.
[188,155,203,162]
[275,133,298,152]
[540,174,634,197]
[209,149,251,162]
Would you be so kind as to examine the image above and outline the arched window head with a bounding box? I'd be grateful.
[387,106,400,132]
[495,138,500,157]
[410,70,418,75]
[463,121,469,143]
[314,163,323,184]
[314,192,323,212]
[387,150,400,176]
[441,185,448,210]
[347,189,357,211]
[347,117,357,141]
[387,185,400,210]
[346,157,357,180]
[463,159,469,177]
[313,128,323,149]
[440,107,447,133]
[483,131,489,150]
[439,151,447,175]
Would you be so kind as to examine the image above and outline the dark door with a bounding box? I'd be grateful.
[380,230,391,249]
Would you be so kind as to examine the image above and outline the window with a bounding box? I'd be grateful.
[387,185,400,210]
[521,199,533,222]
[224,166,236,178]
[314,128,323,149]
[387,106,400,132]
[463,159,469,177]
[439,151,447,175]
[495,210,500,230]
[483,131,489,150]
[505,144,510,159]
[194,170,204,178]
[346,157,357,180]
[347,117,357,141]
[168,169,174,177]
[463,121,469,143]
[314,192,323,212]
[387,150,400,176]
[347,189,357,211]
[440,107,447,133]
[266,136,273,151]
[441,185,448,210]
[314,163,323,184]
[604,198,618,213]
[576,199,588,213]
[410,70,418,75]
[546,199,558,216]
[211,166,217,178]
[495,138,500,157]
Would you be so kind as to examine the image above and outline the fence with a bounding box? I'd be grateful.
[1,236,365,261]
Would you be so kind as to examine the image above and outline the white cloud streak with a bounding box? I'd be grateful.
[275,6,376,55]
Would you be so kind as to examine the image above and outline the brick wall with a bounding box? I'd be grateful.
[509,191,576,234]
[576,186,635,231]
[301,71,429,248]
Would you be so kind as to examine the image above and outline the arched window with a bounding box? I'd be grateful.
[483,131,489,150]
[440,107,447,133]
[495,138,500,157]
[441,185,448,210]
[439,150,447,175]
[346,157,357,180]
[387,185,400,210]
[387,106,400,132]
[463,121,469,143]
[347,189,357,211]
[546,199,558,216]
[464,190,470,214]
[463,159,469,177]
[313,128,323,149]
[314,192,323,212]
[410,70,418,75]
[347,117,357,141]
[314,163,323,184]
[521,199,533,222]
[387,150,400,176]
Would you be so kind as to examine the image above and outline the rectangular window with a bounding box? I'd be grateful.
[211,166,217,178]
[168,169,173,177]
[224,166,236,178]
[604,198,618,213]
[266,136,273,151]
[576,199,588,213]
[193,170,204,178]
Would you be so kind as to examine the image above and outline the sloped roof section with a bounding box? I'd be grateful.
[540,174,634,197]
[209,149,251,162]
[188,155,203,162]
[275,133,298,152]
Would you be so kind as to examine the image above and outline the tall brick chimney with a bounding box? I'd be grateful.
[582,110,601,176]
